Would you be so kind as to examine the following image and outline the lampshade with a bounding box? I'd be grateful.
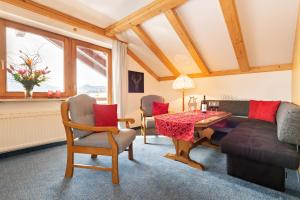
[172,74,195,90]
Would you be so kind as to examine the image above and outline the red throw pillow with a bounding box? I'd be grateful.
[93,104,118,127]
[248,100,261,118]
[255,101,281,123]
[248,100,281,123]
[152,102,169,116]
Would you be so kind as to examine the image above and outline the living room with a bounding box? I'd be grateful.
[0,0,300,199]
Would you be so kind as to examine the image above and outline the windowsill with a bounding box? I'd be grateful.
[0,98,67,103]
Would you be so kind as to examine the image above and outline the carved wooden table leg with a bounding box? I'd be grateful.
[164,139,205,170]
[198,128,214,140]
[196,127,219,148]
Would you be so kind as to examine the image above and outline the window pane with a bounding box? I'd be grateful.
[76,45,108,100]
[6,27,64,92]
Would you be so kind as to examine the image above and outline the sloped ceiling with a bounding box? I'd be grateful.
[236,0,299,66]
[8,0,300,79]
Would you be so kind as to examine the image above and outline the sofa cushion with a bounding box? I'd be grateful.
[93,104,118,127]
[277,102,300,145]
[248,100,281,123]
[248,100,261,119]
[74,129,136,153]
[227,116,249,128]
[152,102,169,116]
[211,116,249,134]
[221,120,299,169]
[208,100,249,117]
[68,94,96,138]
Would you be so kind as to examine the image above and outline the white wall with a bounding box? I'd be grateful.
[157,71,292,113]
[125,56,160,127]
[293,2,300,105]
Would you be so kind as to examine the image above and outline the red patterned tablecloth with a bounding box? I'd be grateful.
[154,111,226,142]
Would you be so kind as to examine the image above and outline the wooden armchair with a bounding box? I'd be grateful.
[61,94,136,184]
[140,95,164,144]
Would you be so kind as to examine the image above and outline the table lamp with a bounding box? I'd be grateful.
[172,74,195,111]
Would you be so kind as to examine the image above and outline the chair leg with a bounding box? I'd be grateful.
[91,154,97,159]
[112,152,119,184]
[65,149,74,178]
[142,127,147,144]
[128,143,133,160]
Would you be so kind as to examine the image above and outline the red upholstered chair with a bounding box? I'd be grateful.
[61,94,136,184]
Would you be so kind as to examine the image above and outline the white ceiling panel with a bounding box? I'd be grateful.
[33,0,154,28]
[141,14,201,74]
[121,30,173,77]
[176,0,239,71]
[236,0,299,66]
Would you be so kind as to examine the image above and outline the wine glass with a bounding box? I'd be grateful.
[214,101,220,112]
[208,101,214,111]
[209,101,220,112]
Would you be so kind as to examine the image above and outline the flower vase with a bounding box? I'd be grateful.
[24,88,33,98]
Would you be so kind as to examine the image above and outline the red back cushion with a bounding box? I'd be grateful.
[152,102,169,116]
[248,100,261,118]
[248,100,281,123]
[93,104,118,127]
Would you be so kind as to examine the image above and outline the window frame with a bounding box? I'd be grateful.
[72,39,112,103]
[0,18,112,102]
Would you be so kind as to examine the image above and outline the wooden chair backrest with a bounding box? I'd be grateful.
[61,101,74,145]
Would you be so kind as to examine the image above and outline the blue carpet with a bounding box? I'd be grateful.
[0,136,299,200]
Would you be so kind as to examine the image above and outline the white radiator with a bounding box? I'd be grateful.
[0,111,66,153]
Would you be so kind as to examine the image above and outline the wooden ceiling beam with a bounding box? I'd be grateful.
[105,0,187,36]
[165,9,209,74]
[159,64,292,81]
[127,49,160,81]
[219,0,250,72]
[0,0,117,40]
[132,25,180,76]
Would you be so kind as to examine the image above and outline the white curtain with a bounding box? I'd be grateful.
[112,40,127,125]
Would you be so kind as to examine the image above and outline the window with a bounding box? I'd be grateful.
[0,19,112,101]
[73,40,112,103]
[6,27,64,92]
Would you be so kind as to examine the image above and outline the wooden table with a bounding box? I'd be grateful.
[155,111,232,170]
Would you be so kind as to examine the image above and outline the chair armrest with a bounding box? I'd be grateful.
[118,118,135,124]
[140,107,145,114]
[63,121,119,134]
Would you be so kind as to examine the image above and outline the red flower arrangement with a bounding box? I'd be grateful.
[7,50,50,97]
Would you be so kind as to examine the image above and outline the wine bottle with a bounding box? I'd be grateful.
[201,95,208,113]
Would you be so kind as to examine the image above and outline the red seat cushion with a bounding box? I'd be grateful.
[93,104,118,127]
[152,102,169,116]
[248,100,281,123]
